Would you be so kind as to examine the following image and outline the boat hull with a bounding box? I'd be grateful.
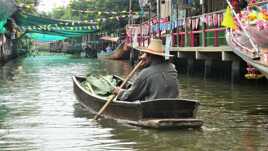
[72,76,203,129]
[246,26,268,48]
[226,31,268,79]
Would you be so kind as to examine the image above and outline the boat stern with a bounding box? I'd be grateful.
[130,118,203,129]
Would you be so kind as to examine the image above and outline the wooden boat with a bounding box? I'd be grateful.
[245,26,268,48]
[97,51,114,59]
[226,29,268,79]
[72,75,203,129]
[108,41,130,60]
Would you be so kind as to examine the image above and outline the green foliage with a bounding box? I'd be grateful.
[82,75,117,96]
[15,36,33,55]
[15,0,40,15]
[0,0,17,21]
[50,0,140,32]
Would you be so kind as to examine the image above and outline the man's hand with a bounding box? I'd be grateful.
[113,87,121,95]
[138,53,149,69]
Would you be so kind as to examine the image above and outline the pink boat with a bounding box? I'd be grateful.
[226,28,268,79]
[226,2,268,79]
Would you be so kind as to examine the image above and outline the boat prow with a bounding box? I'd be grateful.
[226,30,268,79]
[72,76,203,129]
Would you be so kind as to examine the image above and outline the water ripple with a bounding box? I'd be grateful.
[0,54,268,151]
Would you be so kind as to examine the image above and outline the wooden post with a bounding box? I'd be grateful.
[148,5,151,45]
[231,60,241,83]
[191,32,194,47]
[157,0,161,38]
[184,10,188,47]
[179,33,184,47]
[128,0,132,25]
[140,12,143,47]
[176,0,179,47]
[201,0,206,47]
[204,59,212,78]
[214,30,218,47]
[142,23,145,47]
[129,0,135,65]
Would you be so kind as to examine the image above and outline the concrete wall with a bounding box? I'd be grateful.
[171,46,246,82]
[160,0,172,18]
[158,0,227,18]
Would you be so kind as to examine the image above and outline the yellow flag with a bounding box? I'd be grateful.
[222,6,237,30]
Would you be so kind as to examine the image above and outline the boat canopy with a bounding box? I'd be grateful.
[14,13,99,41]
[26,33,67,42]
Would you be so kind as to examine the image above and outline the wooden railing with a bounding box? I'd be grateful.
[126,10,227,48]
[249,0,268,6]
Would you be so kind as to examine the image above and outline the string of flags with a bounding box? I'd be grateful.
[22,15,127,26]
[18,3,130,25]
[21,14,128,31]
[71,9,137,15]
[21,25,100,32]
[27,14,127,26]
[151,12,224,32]
[18,12,129,32]
[49,14,128,24]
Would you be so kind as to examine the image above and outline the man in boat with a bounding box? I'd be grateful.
[85,44,92,57]
[113,39,179,101]
[85,44,97,58]
[105,45,112,53]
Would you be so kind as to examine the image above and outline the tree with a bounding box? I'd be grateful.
[15,0,39,13]
[49,0,140,33]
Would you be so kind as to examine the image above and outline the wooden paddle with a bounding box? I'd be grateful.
[93,60,143,120]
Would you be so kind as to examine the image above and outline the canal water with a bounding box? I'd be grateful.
[0,53,268,151]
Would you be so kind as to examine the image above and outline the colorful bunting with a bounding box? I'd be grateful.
[71,9,132,15]
[151,11,225,32]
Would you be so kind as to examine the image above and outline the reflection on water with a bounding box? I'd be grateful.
[0,54,267,151]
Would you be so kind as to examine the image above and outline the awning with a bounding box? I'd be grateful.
[26,33,67,42]
[14,13,99,41]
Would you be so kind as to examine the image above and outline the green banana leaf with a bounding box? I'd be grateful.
[82,75,117,96]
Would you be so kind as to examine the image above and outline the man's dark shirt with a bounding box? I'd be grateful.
[118,62,179,101]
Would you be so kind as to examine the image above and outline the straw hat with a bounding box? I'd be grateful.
[138,39,173,57]
[261,48,268,53]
